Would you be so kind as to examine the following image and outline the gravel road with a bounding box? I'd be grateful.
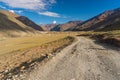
[27,37,120,80]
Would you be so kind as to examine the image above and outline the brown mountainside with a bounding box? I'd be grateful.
[0,10,43,37]
[16,16,43,31]
[73,8,120,31]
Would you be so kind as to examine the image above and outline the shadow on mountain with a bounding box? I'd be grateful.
[0,13,26,31]
[16,16,43,31]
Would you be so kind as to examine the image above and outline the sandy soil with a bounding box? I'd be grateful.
[26,37,120,80]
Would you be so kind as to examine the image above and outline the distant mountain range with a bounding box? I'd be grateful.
[41,20,83,31]
[42,7,120,31]
[41,24,58,31]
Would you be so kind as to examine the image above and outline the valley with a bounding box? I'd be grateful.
[0,5,120,80]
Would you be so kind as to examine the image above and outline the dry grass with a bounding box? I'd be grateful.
[0,33,75,55]
[77,30,120,37]
[0,33,75,77]
[77,30,120,47]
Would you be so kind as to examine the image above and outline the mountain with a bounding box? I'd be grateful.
[41,24,58,31]
[50,20,83,31]
[16,16,43,31]
[42,7,120,32]
[73,8,120,31]
[0,10,43,37]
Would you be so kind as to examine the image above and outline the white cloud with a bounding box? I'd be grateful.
[8,10,15,13]
[53,20,57,24]
[0,0,56,10]
[39,11,60,17]
[8,9,23,14]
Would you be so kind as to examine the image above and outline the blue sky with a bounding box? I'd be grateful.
[0,0,120,24]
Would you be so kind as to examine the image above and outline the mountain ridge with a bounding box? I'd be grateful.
[73,7,120,31]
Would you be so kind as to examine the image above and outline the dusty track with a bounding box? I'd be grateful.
[27,37,120,80]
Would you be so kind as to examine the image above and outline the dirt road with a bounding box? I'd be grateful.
[27,37,120,80]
